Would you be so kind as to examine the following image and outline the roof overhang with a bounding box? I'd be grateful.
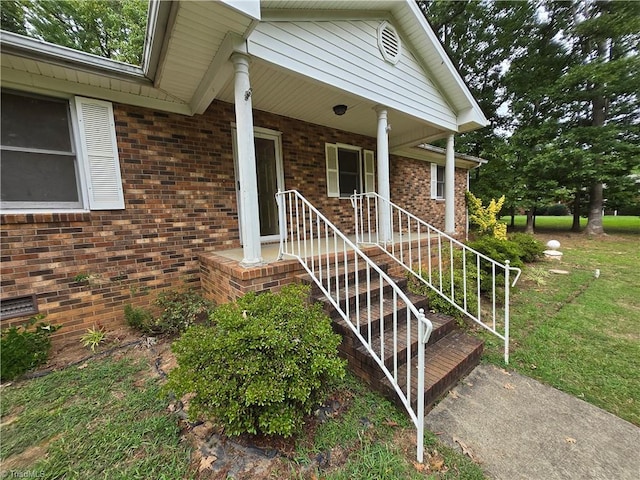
[392,143,487,170]
[1,0,488,146]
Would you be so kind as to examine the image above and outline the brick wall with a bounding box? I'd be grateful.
[1,99,468,342]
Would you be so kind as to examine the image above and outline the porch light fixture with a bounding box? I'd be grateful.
[333,104,348,116]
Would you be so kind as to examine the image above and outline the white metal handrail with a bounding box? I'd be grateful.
[351,192,521,363]
[276,189,433,463]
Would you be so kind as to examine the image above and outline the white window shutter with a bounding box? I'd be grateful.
[363,150,376,193]
[325,143,339,198]
[75,97,125,210]
[430,163,438,199]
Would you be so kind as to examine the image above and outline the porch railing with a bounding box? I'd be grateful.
[351,192,521,363]
[276,189,433,463]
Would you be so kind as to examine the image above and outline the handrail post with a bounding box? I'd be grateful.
[504,260,510,364]
[277,190,285,260]
[352,191,360,244]
[416,308,427,463]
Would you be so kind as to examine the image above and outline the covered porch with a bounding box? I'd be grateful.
[144,0,488,268]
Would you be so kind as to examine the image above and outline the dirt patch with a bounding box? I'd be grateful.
[45,327,142,371]
[1,434,61,472]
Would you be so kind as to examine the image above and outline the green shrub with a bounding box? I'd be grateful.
[165,284,346,437]
[1,315,60,381]
[466,236,525,270]
[547,203,569,216]
[466,191,507,240]
[124,303,154,333]
[155,289,215,334]
[508,233,544,263]
[408,254,479,318]
[124,289,214,335]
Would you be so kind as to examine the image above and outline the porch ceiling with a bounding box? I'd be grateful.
[216,58,444,145]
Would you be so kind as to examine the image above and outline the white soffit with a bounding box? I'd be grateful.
[152,1,257,104]
[0,33,191,114]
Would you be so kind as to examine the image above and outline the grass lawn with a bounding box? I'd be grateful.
[1,348,484,479]
[481,229,640,426]
[502,214,640,233]
[1,356,193,479]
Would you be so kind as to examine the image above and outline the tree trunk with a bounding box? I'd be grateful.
[510,206,515,228]
[524,210,534,234]
[585,181,605,235]
[571,190,581,232]
[585,40,608,236]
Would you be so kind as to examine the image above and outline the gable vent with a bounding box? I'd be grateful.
[1,294,38,321]
[377,21,401,65]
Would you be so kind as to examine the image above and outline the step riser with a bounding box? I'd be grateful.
[298,263,391,296]
[319,280,409,317]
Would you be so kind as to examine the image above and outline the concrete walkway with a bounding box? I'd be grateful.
[425,364,640,480]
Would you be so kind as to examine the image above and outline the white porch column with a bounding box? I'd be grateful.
[444,133,456,234]
[232,52,262,266]
[375,106,391,243]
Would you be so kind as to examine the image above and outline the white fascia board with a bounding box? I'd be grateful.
[142,0,173,80]
[0,31,148,83]
[457,105,490,130]
[149,1,180,89]
[261,9,389,22]
[1,67,193,116]
[220,0,261,21]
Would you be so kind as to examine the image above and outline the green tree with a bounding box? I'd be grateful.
[1,0,27,35]
[1,0,148,65]
[418,0,543,218]
[422,0,640,235]
[555,0,640,234]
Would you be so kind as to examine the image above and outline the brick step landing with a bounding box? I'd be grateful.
[378,330,483,411]
[302,259,483,413]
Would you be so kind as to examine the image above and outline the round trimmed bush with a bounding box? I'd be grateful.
[165,284,345,437]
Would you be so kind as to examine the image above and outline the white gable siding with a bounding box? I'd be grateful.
[248,20,457,131]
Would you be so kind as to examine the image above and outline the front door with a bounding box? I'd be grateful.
[234,128,284,243]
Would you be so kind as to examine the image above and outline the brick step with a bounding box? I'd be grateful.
[297,261,390,291]
[376,329,483,412]
[297,263,394,298]
[350,311,457,372]
[312,276,409,317]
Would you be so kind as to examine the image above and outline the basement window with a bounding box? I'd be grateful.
[0,294,38,321]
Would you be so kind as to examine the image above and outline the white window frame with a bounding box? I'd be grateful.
[325,143,375,198]
[0,91,124,213]
[231,126,285,244]
[430,163,445,200]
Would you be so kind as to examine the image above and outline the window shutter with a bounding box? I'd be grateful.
[363,150,376,193]
[430,163,438,199]
[325,143,339,198]
[75,97,125,210]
